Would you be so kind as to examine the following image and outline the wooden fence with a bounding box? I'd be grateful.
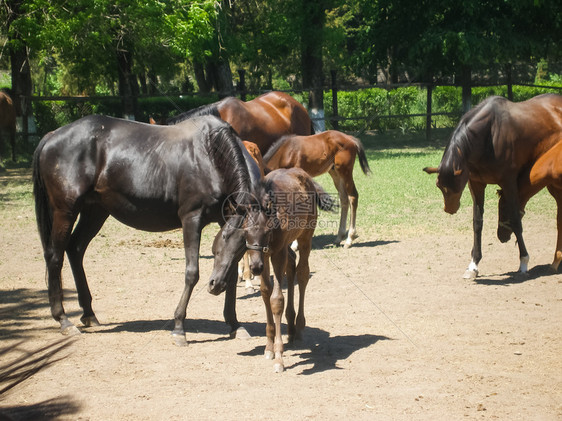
[15,78,562,148]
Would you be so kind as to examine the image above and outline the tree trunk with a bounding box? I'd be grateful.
[193,62,212,93]
[301,0,326,132]
[459,66,472,113]
[7,0,33,158]
[116,49,139,120]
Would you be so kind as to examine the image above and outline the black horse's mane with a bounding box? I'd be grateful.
[206,125,255,204]
[262,135,292,162]
[167,101,222,125]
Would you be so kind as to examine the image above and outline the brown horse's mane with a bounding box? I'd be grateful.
[167,101,222,125]
[440,96,507,175]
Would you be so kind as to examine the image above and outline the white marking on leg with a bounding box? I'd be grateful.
[519,255,530,273]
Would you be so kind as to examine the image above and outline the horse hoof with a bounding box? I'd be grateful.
[80,316,100,327]
[265,350,274,360]
[343,241,353,249]
[274,362,284,373]
[463,269,478,279]
[245,286,255,294]
[61,324,81,336]
[230,326,251,339]
[171,332,188,347]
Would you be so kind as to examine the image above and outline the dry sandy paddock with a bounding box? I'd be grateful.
[0,168,561,420]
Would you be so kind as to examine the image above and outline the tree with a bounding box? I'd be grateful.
[2,0,32,134]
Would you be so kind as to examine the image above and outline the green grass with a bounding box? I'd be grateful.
[1,130,557,245]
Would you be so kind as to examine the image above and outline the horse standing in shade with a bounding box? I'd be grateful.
[166,91,313,155]
[0,91,17,164]
[498,140,562,272]
[33,115,269,346]
[263,130,371,248]
[213,168,336,372]
[424,94,562,278]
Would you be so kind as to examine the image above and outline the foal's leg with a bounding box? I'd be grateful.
[293,236,312,341]
[547,186,562,272]
[269,250,288,373]
[339,166,359,248]
[172,216,203,346]
[329,169,348,245]
[66,205,109,327]
[47,209,80,335]
[465,181,486,279]
[258,256,274,359]
[285,248,298,342]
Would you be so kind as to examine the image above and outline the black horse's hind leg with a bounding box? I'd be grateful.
[172,216,203,346]
[46,210,79,335]
[466,181,486,279]
[66,205,109,327]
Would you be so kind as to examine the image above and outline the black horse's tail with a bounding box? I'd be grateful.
[351,136,372,175]
[32,137,53,253]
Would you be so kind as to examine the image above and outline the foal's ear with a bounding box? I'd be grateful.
[423,167,438,174]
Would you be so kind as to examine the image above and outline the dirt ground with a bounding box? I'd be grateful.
[1,169,561,421]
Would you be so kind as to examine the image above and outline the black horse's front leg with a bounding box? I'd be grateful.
[466,181,486,279]
[172,218,202,346]
[223,265,250,338]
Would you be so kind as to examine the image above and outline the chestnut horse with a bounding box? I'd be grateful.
[498,140,562,272]
[0,91,16,164]
[424,94,562,278]
[213,168,336,372]
[263,130,371,248]
[33,115,269,346]
[166,91,313,154]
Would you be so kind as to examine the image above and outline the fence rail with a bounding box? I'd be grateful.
[13,79,562,148]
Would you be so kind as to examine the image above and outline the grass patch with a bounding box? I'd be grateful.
[1,130,557,244]
[313,129,557,239]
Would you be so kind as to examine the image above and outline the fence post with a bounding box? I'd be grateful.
[238,70,246,101]
[505,64,513,101]
[426,84,433,142]
[331,70,339,130]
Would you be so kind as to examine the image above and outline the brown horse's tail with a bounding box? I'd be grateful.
[350,136,372,175]
[32,137,53,253]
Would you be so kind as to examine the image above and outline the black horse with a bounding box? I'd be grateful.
[33,115,269,346]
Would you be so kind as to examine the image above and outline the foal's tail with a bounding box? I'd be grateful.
[32,136,53,253]
[312,179,337,213]
[350,136,372,175]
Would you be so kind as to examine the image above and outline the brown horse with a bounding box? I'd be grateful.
[167,91,313,154]
[424,93,562,278]
[498,140,562,272]
[0,91,17,164]
[263,130,371,248]
[213,168,335,372]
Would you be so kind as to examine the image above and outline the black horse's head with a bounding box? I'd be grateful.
[208,189,272,295]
